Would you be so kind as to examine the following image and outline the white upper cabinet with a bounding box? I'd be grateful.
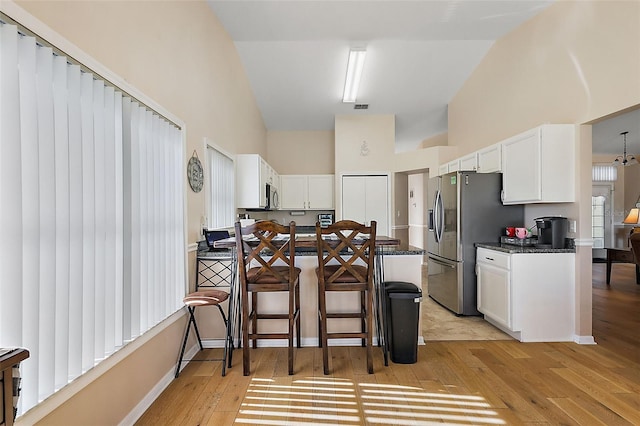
[501,124,575,204]
[458,152,478,171]
[477,143,502,173]
[280,175,306,209]
[236,154,279,209]
[261,159,279,190]
[307,175,334,209]
[280,174,334,210]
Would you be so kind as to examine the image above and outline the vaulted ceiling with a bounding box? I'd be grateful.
[207,1,639,157]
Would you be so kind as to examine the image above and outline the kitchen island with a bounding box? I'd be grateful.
[196,233,425,348]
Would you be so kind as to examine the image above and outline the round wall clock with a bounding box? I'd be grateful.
[187,152,204,193]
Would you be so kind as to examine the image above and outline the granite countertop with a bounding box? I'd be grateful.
[197,237,425,257]
[475,240,576,254]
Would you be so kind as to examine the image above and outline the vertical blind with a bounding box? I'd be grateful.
[592,164,617,181]
[0,22,185,414]
[592,196,606,249]
[207,146,235,229]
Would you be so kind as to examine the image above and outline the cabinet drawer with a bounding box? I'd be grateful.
[477,248,510,269]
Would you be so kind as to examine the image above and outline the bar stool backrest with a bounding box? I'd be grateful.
[235,220,296,287]
[316,220,376,285]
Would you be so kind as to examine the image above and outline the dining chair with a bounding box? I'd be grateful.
[315,219,377,375]
[235,220,301,375]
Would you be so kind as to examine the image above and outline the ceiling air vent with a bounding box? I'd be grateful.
[354,104,369,110]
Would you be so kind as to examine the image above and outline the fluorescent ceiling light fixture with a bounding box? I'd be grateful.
[342,48,366,103]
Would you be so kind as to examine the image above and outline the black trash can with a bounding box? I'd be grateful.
[384,281,422,364]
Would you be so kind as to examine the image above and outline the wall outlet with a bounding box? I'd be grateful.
[569,220,577,233]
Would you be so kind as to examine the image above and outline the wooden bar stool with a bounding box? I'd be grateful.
[315,220,377,375]
[235,220,301,375]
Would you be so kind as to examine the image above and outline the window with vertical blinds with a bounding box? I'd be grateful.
[0,21,186,415]
[207,146,235,229]
[592,164,617,181]
[592,196,606,249]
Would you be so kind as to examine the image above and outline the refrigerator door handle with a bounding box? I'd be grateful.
[433,192,439,242]
[434,190,444,243]
[428,256,456,269]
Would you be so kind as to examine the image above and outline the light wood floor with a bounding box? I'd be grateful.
[136,263,640,425]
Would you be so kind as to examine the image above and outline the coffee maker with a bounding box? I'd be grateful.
[535,216,568,248]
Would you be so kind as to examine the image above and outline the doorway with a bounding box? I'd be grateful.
[592,183,614,259]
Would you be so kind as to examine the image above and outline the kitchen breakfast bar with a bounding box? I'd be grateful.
[196,229,425,351]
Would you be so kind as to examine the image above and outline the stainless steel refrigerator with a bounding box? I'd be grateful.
[427,172,523,315]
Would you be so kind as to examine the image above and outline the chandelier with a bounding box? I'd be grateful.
[612,131,638,166]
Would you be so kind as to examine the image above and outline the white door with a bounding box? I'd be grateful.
[342,175,389,236]
[592,184,614,259]
[365,175,389,236]
[342,176,367,224]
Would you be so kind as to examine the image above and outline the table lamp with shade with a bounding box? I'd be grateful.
[623,195,640,238]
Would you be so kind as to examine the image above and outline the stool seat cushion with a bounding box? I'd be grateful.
[247,266,301,284]
[316,264,368,283]
[183,289,229,306]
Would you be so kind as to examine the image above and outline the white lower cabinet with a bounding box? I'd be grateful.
[476,247,575,342]
[476,249,512,329]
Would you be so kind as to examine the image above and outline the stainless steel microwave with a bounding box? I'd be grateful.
[266,183,279,210]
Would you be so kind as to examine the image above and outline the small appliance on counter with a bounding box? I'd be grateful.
[535,216,568,248]
[318,213,334,228]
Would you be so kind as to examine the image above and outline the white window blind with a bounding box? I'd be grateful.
[0,21,185,415]
[592,164,617,181]
[592,196,606,249]
[207,146,235,229]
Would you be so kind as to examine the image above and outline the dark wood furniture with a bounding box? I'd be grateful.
[1,348,29,426]
[235,221,301,376]
[605,247,640,284]
[213,230,400,368]
[315,220,377,375]
[631,232,640,284]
